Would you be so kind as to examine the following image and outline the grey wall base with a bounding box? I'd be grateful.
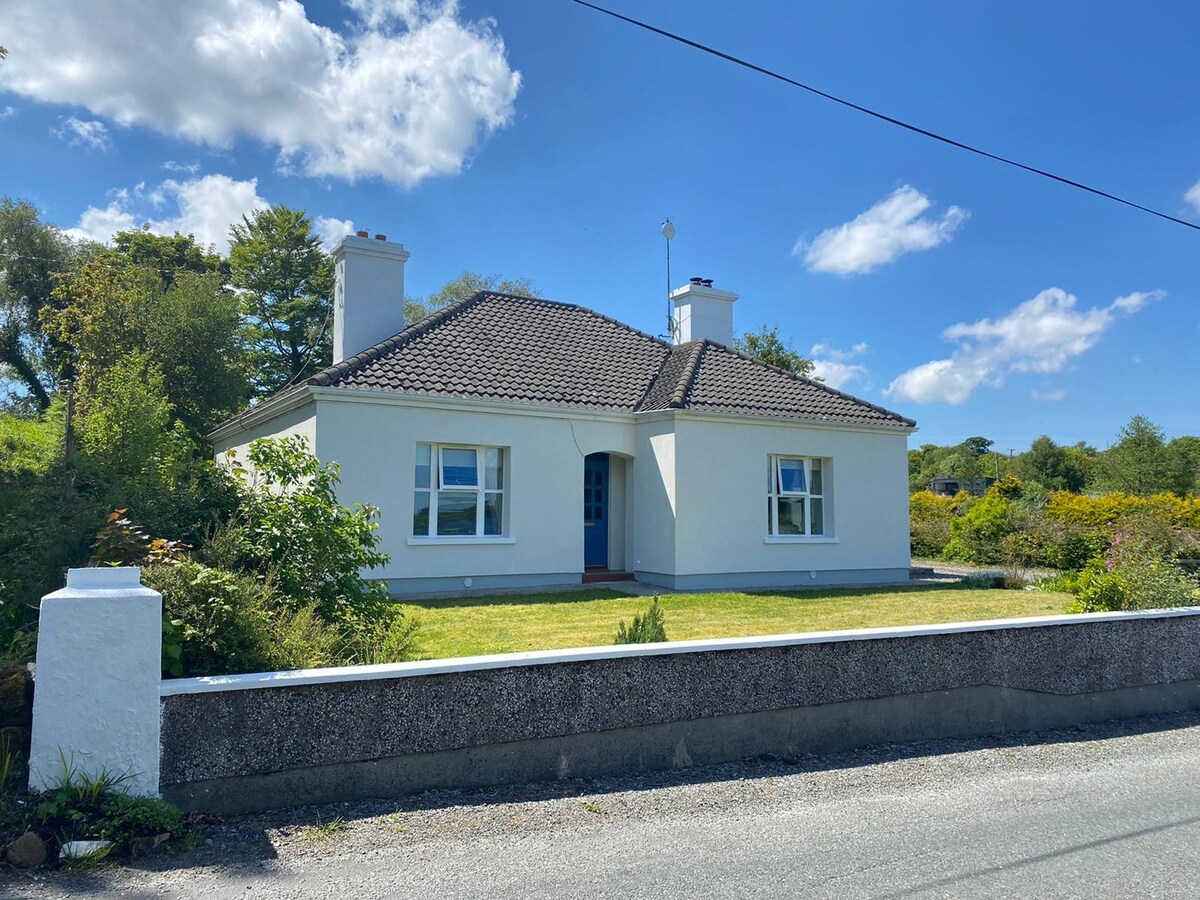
[386,572,582,596]
[634,567,911,591]
[164,678,1200,816]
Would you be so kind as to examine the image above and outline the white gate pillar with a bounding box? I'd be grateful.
[29,567,162,795]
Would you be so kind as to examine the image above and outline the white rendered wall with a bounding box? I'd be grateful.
[332,236,410,363]
[631,418,678,575]
[212,400,317,466]
[314,393,638,584]
[30,568,162,795]
[668,416,911,577]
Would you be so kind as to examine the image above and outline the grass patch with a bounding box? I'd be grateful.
[398,584,1071,660]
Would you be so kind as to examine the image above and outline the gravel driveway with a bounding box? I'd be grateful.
[11,711,1200,898]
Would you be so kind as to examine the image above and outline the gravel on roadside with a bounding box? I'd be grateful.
[9,709,1200,894]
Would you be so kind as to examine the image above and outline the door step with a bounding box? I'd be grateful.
[583,570,635,584]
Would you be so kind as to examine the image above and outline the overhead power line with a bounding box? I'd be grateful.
[570,0,1200,233]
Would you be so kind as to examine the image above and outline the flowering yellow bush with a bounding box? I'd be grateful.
[909,491,966,558]
[1045,492,1200,530]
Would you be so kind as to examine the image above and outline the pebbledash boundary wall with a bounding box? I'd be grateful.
[30,568,1200,815]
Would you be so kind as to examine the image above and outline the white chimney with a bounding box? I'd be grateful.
[671,278,739,345]
[332,232,411,363]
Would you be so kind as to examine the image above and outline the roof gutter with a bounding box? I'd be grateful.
[207,384,317,444]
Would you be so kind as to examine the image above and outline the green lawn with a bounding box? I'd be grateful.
[397,584,1072,660]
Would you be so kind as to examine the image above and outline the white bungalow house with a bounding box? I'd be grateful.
[210,233,916,594]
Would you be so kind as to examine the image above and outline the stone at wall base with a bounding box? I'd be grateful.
[1,725,31,755]
[6,832,46,868]
[0,669,33,728]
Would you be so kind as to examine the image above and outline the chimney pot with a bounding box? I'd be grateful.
[700,278,714,287]
[374,233,387,241]
[356,230,369,238]
[689,276,703,285]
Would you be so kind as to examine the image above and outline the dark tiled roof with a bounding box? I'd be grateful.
[310,292,667,411]
[296,292,914,428]
[644,340,916,428]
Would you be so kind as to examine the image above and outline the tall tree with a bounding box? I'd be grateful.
[1017,435,1087,492]
[107,228,226,290]
[0,198,77,411]
[45,258,247,436]
[734,324,816,378]
[1099,416,1191,497]
[229,206,333,396]
[405,271,540,322]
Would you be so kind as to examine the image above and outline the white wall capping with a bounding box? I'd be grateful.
[159,607,1200,697]
[30,567,162,796]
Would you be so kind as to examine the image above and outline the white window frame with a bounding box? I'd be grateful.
[767,455,828,538]
[412,443,507,540]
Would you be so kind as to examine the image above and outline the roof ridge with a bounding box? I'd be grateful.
[669,340,707,409]
[478,291,674,350]
[307,291,487,387]
[710,341,916,427]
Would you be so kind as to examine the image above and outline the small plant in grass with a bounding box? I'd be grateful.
[614,597,667,644]
[8,752,184,863]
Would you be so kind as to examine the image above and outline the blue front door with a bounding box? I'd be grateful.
[584,453,609,568]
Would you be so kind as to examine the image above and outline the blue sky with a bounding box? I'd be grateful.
[2,0,1198,449]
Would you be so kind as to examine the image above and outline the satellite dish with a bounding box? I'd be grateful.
[662,220,676,241]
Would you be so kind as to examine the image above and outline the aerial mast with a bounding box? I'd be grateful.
[662,219,676,341]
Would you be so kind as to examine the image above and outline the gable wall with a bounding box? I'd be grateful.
[211,400,319,467]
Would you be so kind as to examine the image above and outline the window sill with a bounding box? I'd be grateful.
[407,536,515,546]
[763,536,839,545]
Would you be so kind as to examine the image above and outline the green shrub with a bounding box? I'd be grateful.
[946,496,1018,565]
[30,761,183,858]
[908,491,959,558]
[1062,524,1199,613]
[614,598,668,644]
[143,561,344,677]
[226,437,396,636]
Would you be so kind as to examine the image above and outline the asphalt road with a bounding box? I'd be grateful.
[15,714,1200,899]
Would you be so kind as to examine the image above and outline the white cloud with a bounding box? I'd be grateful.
[52,115,111,150]
[1186,180,1200,213]
[0,106,15,119]
[66,174,355,254]
[313,216,357,251]
[0,0,521,186]
[1031,388,1066,402]
[67,174,271,254]
[885,288,1164,405]
[162,160,200,175]
[809,342,869,389]
[797,186,968,276]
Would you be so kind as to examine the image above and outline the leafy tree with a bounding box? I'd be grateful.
[229,206,334,396]
[405,270,540,322]
[1017,435,1088,492]
[0,198,78,411]
[1099,416,1192,497]
[1168,436,1200,496]
[44,260,246,434]
[734,324,816,378]
[107,228,226,290]
[961,436,994,457]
